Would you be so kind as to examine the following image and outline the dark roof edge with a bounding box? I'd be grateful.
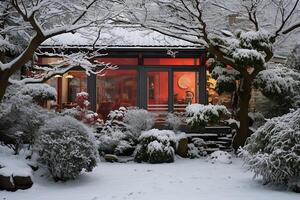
[39,45,205,50]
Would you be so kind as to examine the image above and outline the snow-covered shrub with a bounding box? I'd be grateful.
[95,107,134,155]
[166,113,184,131]
[240,109,300,185]
[187,143,201,159]
[208,151,232,164]
[97,129,135,156]
[62,92,101,126]
[98,107,128,134]
[124,108,156,138]
[134,129,177,163]
[96,107,155,156]
[36,116,98,181]
[187,138,208,158]
[286,45,300,71]
[254,64,300,115]
[0,84,56,151]
[20,83,56,102]
[211,64,240,94]
[186,104,231,129]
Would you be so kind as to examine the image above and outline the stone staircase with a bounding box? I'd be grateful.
[152,112,234,153]
[183,126,233,153]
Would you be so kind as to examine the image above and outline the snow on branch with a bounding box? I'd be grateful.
[0,0,124,75]
[10,50,118,85]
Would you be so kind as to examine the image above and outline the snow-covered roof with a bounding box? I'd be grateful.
[42,27,203,49]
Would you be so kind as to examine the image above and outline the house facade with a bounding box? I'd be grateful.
[33,27,230,118]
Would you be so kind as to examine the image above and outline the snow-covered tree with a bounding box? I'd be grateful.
[120,0,300,149]
[240,109,300,187]
[286,45,300,71]
[254,64,300,115]
[0,0,124,101]
[35,116,98,181]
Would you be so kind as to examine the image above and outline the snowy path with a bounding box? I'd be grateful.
[1,158,298,200]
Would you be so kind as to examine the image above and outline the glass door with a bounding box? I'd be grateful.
[146,71,169,113]
[173,71,198,112]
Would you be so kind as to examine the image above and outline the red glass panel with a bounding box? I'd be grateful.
[144,58,200,66]
[147,71,169,112]
[94,57,138,65]
[173,72,198,112]
[96,70,137,119]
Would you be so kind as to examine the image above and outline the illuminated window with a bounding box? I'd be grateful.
[97,70,137,118]
[173,71,198,112]
[144,58,200,66]
[147,71,169,112]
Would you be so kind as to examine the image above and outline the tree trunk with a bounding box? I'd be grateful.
[232,77,252,150]
[0,71,9,102]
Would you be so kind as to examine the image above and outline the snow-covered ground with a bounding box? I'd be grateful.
[1,158,298,200]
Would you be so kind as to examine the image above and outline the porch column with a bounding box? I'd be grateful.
[199,53,207,105]
[87,73,97,112]
[168,69,174,112]
[139,67,147,109]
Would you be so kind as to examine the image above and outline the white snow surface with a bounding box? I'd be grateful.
[1,158,298,200]
[0,146,32,177]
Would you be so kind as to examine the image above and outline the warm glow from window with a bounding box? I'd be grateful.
[144,58,200,66]
[96,70,137,119]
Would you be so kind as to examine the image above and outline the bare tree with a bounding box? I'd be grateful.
[0,0,124,101]
[120,0,300,148]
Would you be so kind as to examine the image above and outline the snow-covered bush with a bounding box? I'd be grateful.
[134,129,177,163]
[254,64,300,115]
[96,107,132,155]
[186,104,231,129]
[96,107,155,156]
[240,109,300,185]
[187,138,208,158]
[286,45,300,71]
[0,84,56,152]
[124,108,156,138]
[166,113,184,131]
[36,116,98,181]
[211,63,240,94]
[20,83,56,102]
[97,129,135,156]
[62,92,101,126]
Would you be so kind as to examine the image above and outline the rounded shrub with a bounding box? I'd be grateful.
[186,104,230,129]
[36,116,98,181]
[134,129,177,164]
[240,109,300,186]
